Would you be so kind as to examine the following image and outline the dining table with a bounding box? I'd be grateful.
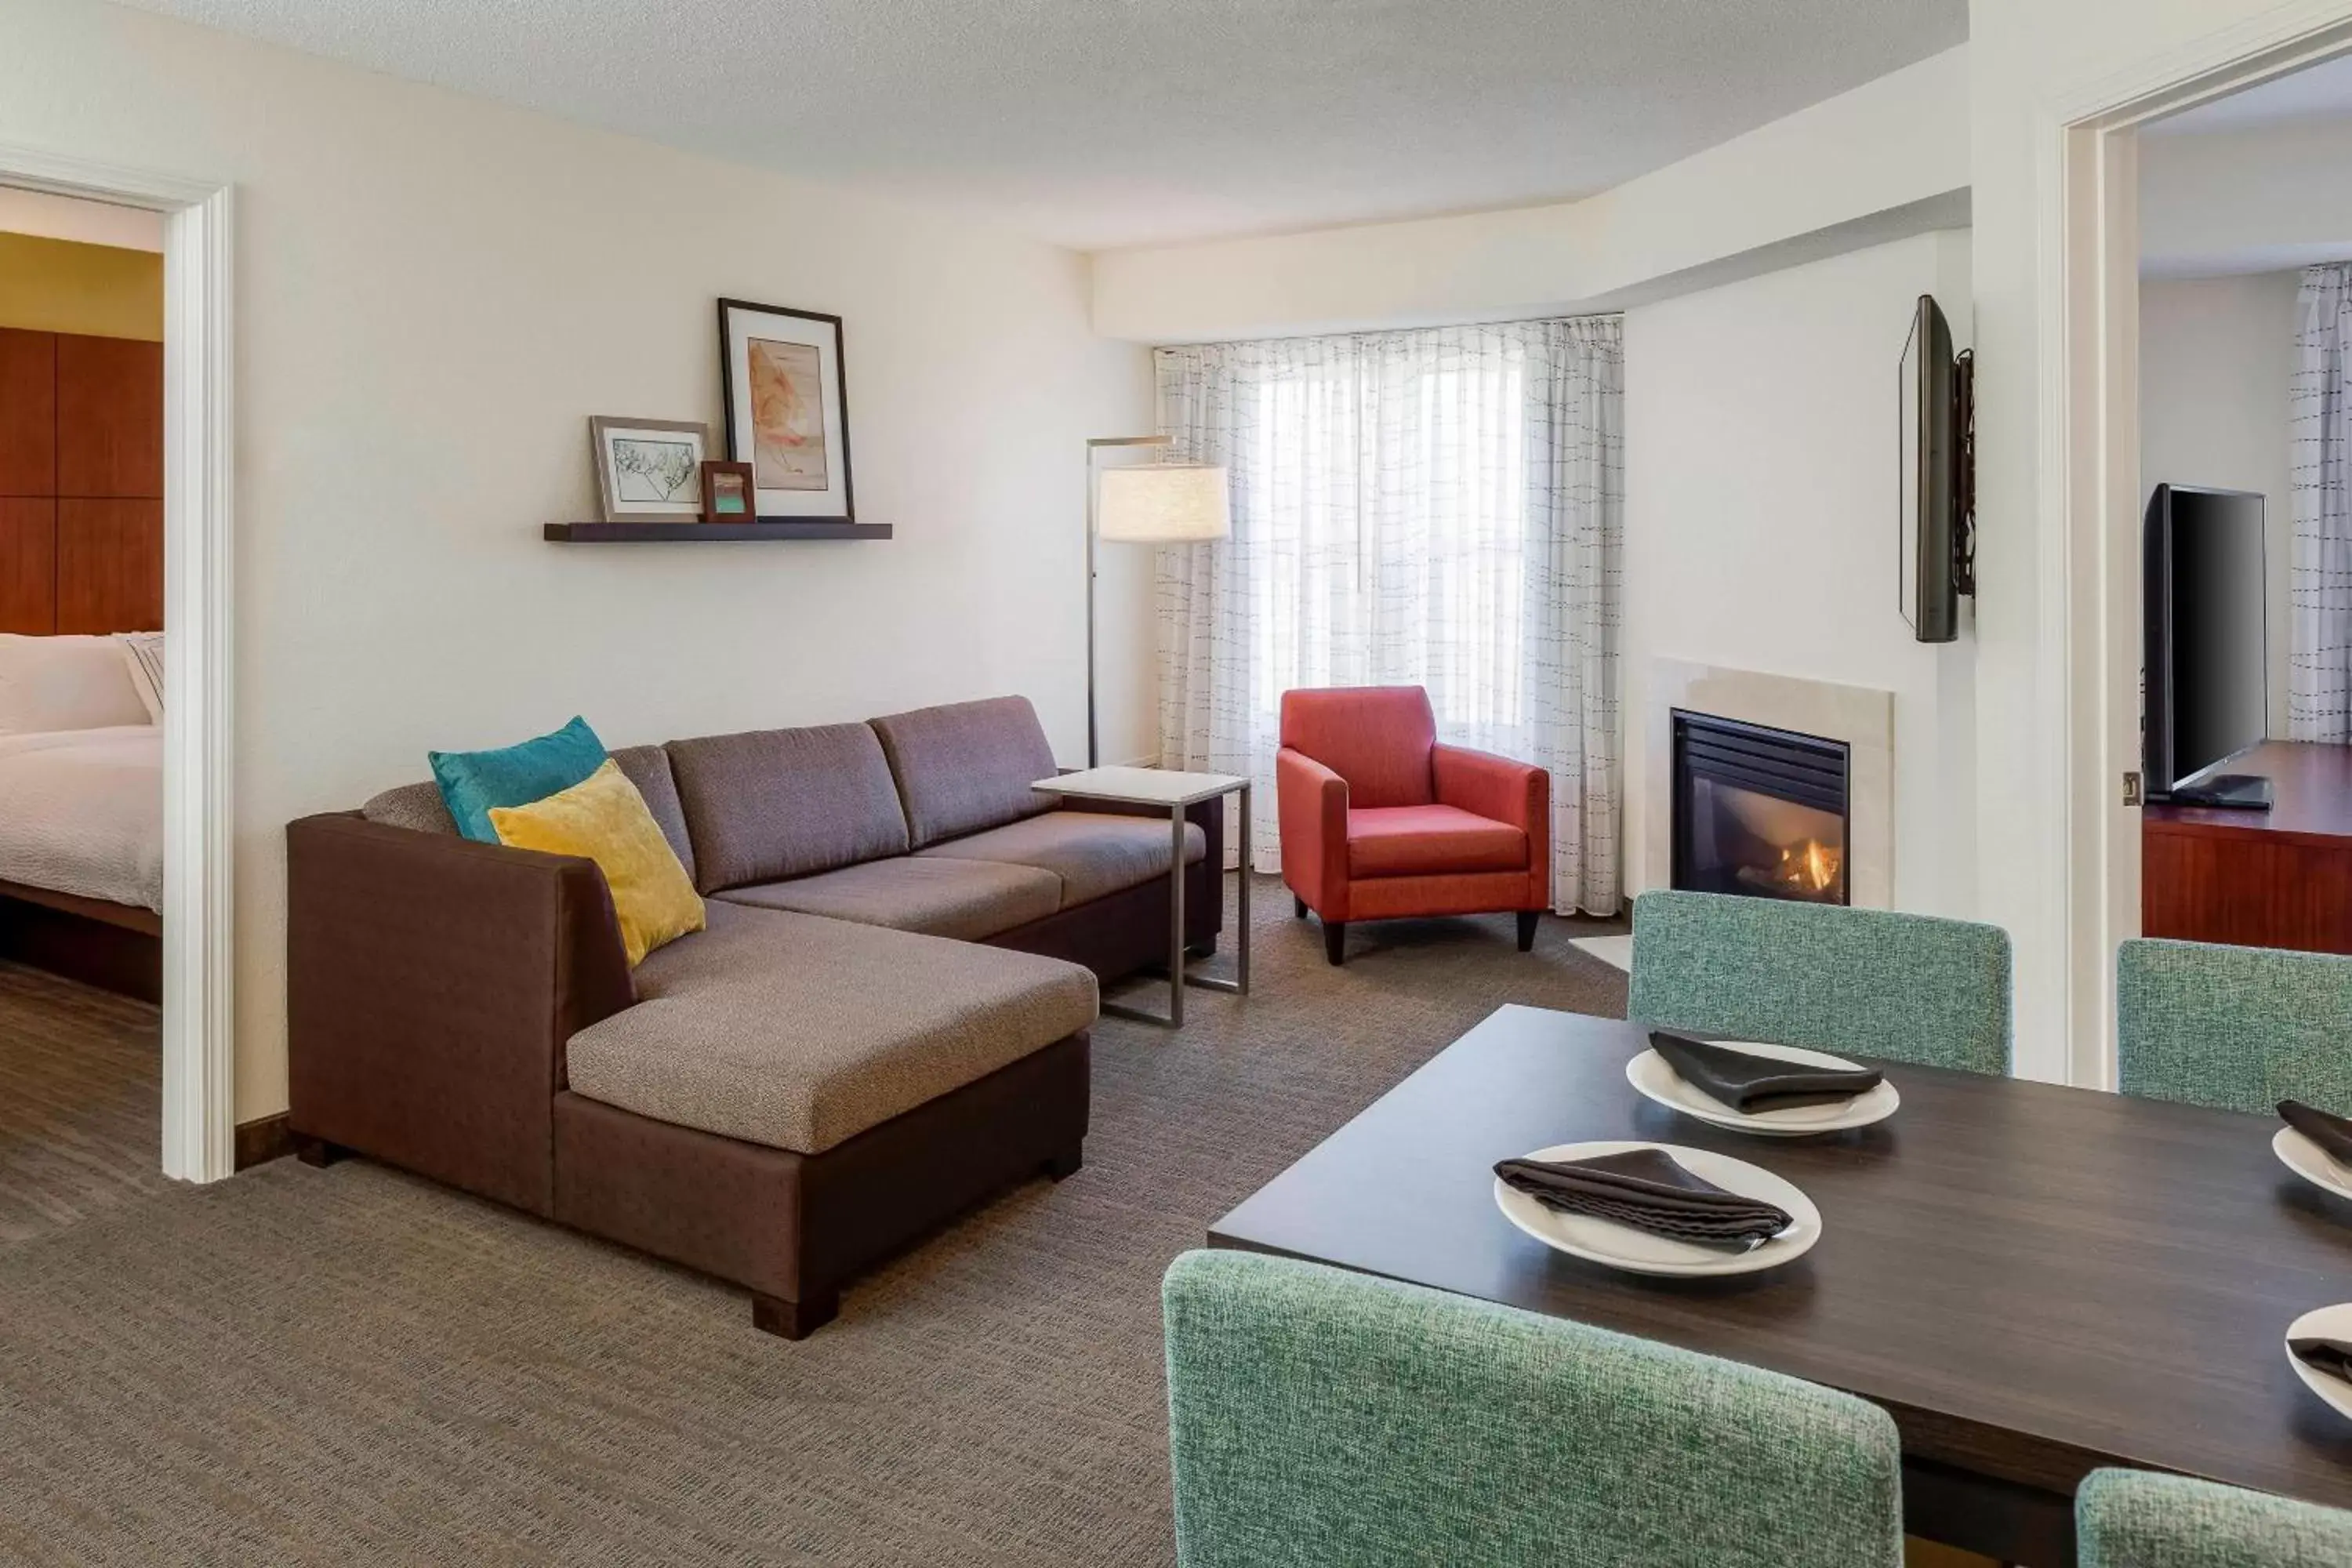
[1206,1004,2352,1563]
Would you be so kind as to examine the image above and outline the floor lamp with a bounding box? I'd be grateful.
[1086,437,1231,766]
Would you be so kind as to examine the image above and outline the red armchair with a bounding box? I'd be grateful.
[1276,685,1551,965]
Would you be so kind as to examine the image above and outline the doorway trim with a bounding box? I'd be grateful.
[0,142,235,1181]
[2045,3,2352,1091]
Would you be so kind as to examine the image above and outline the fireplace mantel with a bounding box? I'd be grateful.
[1644,659,1894,909]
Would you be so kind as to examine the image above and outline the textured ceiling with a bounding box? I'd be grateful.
[120,0,1967,249]
[2148,52,2352,138]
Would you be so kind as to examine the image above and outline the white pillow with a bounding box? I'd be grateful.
[0,633,154,733]
[114,630,164,724]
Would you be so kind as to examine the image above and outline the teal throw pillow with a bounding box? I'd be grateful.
[430,716,608,843]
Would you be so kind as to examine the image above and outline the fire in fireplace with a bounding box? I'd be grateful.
[1669,711,1852,906]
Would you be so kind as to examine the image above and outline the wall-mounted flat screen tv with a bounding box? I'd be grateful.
[1899,295,1974,643]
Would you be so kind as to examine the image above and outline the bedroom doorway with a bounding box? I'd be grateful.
[2047,13,2352,1091]
[0,144,234,1185]
[0,184,169,1234]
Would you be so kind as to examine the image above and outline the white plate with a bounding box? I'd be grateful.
[2285,1302,2352,1422]
[1627,1039,1900,1137]
[2274,1126,2352,1203]
[1492,1139,1822,1277]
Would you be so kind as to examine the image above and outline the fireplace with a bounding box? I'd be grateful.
[1670,710,1852,906]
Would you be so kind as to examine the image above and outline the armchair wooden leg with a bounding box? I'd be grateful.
[1323,920,1347,966]
[1293,895,1308,919]
[1517,910,1541,953]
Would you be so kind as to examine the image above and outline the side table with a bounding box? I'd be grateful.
[1033,766,1250,1027]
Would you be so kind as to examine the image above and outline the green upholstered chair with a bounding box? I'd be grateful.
[2078,1468,2352,1568]
[1160,1249,1904,1568]
[2115,938,2352,1115]
[1626,890,2012,1076]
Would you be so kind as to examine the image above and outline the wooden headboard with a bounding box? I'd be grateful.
[0,326,164,636]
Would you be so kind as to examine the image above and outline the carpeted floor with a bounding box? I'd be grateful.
[0,960,167,1245]
[0,884,1625,1566]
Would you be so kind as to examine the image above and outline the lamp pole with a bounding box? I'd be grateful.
[1085,434,1171,768]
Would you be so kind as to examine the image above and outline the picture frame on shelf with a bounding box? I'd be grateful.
[699,459,757,522]
[590,416,711,523]
[717,299,855,526]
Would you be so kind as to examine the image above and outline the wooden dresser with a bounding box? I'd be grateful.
[2142,740,2352,954]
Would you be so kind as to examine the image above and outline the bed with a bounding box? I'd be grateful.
[0,634,165,1000]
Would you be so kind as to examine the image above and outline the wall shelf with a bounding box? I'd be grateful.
[544,520,892,543]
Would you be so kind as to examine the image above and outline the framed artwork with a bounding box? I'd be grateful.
[699,460,756,521]
[717,299,854,524]
[590,416,711,523]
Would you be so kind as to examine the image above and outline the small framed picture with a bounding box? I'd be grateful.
[717,299,855,525]
[590,416,710,523]
[699,460,757,522]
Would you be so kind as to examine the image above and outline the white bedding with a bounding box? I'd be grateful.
[0,725,163,913]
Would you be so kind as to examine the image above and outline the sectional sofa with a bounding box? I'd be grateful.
[285,696,1221,1338]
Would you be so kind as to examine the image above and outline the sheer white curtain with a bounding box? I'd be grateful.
[2291,263,2352,742]
[1153,318,1624,915]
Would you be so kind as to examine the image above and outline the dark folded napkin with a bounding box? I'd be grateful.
[1649,1031,1883,1115]
[2292,1337,2352,1383]
[2280,1101,2352,1168]
[1494,1147,1793,1250]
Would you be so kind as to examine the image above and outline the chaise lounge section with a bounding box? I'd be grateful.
[285,697,1222,1338]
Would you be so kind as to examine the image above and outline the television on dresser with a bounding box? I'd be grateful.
[2143,483,2272,809]
[1898,294,1974,644]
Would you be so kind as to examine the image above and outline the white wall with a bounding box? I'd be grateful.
[2142,121,2352,278]
[1968,0,2352,1084]
[1624,231,1979,916]
[1,0,1153,1122]
[1092,46,1971,343]
[2137,271,2303,737]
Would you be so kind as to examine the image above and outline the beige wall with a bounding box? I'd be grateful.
[2,0,1153,1121]
[0,230,163,339]
[1624,231,1979,918]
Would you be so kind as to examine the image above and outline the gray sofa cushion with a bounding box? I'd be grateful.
[715,856,1060,942]
[918,810,1207,909]
[610,745,697,884]
[564,902,1097,1156]
[362,779,457,835]
[869,695,1060,849]
[666,724,910,894]
[358,744,695,880]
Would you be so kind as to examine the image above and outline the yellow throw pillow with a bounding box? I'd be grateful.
[489,759,705,967]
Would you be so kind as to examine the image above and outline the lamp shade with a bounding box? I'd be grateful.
[1097,463,1231,543]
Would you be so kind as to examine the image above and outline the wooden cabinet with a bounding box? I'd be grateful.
[0,328,161,634]
[2143,742,2352,955]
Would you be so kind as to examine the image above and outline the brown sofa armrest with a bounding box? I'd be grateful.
[285,811,634,1215]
